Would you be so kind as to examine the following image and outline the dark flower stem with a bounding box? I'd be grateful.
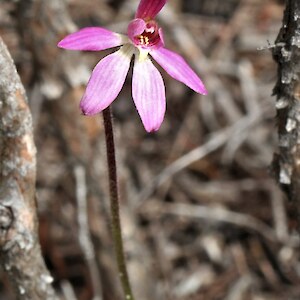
[102,106,135,300]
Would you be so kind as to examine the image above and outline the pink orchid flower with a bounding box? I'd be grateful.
[58,0,207,132]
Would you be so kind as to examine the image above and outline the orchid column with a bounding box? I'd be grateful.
[58,0,207,298]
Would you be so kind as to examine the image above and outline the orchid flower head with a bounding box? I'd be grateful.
[58,0,207,132]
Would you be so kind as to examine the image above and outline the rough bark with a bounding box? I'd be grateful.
[0,37,58,299]
[272,1,300,228]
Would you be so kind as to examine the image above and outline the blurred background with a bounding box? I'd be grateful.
[2,0,300,299]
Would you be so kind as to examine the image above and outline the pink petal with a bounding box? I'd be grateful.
[127,19,146,41]
[135,0,167,19]
[58,27,126,51]
[80,46,133,115]
[132,54,166,132]
[150,47,208,94]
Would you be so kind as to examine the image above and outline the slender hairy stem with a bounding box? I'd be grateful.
[102,106,135,300]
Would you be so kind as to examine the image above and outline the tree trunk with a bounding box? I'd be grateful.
[272,0,300,230]
[0,37,58,300]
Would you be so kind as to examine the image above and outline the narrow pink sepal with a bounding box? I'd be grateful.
[150,47,208,95]
[80,48,132,115]
[132,55,166,132]
[57,27,123,51]
[127,19,146,41]
[135,0,167,19]
[158,28,165,46]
